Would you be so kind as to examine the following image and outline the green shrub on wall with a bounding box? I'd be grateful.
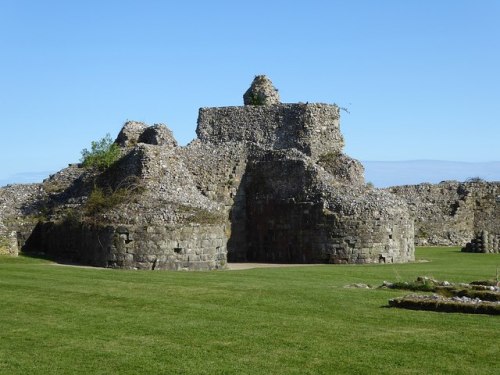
[80,134,121,171]
[248,92,265,105]
[84,177,144,217]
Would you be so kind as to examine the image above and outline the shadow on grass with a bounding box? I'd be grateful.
[20,251,53,261]
[20,251,102,269]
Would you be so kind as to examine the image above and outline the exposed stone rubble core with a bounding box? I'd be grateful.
[115,121,148,147]
[197,103,344,159]
[388,181,500,252]
[138,124,178,147]
[243,75,280,105]
[0,76,416,269]
[0,184,47,256]
[24,144,228,270]
[0,222,18,256]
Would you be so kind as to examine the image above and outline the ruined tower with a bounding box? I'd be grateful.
[1,76,416,269]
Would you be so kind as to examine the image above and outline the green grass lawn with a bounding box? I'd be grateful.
[0,248,498,374]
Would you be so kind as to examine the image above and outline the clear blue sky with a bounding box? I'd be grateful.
[1,0,499,186]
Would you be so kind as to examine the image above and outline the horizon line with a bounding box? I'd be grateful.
[361,159,500,164]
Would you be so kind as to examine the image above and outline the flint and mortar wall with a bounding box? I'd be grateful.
[0,183,47,256]
[243,152,414,264]
[193,103,360,262]
[470,183,500,234]
[109,223,227,270]
[245,200,413,264]
[389,181,500,247]
[179,142,250,261]
[0,224,18,256]
[14,135,229,270]
[320,201,414,264]
[197,104,344,159]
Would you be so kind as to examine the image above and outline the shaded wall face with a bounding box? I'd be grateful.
[226,180,248,262]
[246,199,414,264]
[246,201,326,263]
[24,222,114,266]
[243,157,322,263]
[25,221,227,270]
[242,156,414,264]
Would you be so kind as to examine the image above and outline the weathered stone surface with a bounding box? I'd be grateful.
[20,140,228,270]
[0,183,47,256]
[115,121,148,147]
[317,152,365,185]
[138,123,177,147]
[0,225,18,256]
[26,221,227,270]
[243,75,280,105]
[197,103,344,159]
[242,150,414,264]
[388,181,500,249]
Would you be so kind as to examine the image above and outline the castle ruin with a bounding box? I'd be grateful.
[388,181,500,253]
[3,76,495,268]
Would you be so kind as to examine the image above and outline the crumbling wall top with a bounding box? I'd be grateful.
[196,103,343,159]
[115,121,148,147]
[243,75,280,105]
[138,124,177,147]
[116,122,177,148]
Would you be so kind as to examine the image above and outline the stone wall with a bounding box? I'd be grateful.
[389,181,500,249]
[317,153,365,186]
[16,129,228,270]
[178,142,250,261]
[0,223,18,256]
[0,183,47,256]
[243,151,414,264]
[197,103,344,159]
[25,221,227,270]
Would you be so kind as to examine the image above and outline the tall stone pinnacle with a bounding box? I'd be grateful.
[243,75,280,105]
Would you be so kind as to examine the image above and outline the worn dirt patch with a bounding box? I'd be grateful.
[227,263,322,270]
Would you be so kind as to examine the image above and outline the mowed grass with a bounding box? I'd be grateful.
[0,248,498,374]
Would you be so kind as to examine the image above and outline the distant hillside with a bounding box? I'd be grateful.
[363,160,500,188]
